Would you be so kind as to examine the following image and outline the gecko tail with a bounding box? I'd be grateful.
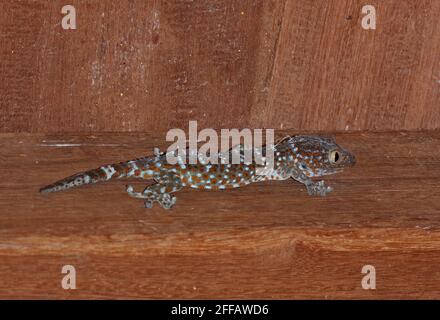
[39,169,109,194]
[40,155,158,194]
[39,160,138,194]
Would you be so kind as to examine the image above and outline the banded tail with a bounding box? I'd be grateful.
[39,157,153,194]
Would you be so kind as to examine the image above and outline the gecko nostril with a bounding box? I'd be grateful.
[350,154,356,165]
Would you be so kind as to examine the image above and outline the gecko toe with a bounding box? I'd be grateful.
[144,200,154,208]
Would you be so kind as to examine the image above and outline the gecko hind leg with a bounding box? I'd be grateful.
[126,184,177,209]
[126,174,182,209]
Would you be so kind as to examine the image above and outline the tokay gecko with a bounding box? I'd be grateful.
[40,135,356,209]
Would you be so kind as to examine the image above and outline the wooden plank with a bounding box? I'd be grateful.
[1,1,440,133]
[251,0,440,131]
[0,131,439,298]
[0,0,282,132]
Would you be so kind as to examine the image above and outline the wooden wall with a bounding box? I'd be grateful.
[1,0,440,133]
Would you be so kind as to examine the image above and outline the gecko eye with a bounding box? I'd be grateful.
[329,150,340,164]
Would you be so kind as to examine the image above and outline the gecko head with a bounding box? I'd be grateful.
[288,135,356,177]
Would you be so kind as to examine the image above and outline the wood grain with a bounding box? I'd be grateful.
[0,131,440,299]
[1,0,440,133]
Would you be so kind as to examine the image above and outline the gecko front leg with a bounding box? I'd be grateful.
[291,172,333,197]
[126,174,183,209]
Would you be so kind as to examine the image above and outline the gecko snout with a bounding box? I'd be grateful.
[346,152,356,166]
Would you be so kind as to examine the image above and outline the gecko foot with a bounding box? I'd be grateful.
[306,180,333,197]
[157,193,177,210]
[143,193,176,210]
[126,184,177,209]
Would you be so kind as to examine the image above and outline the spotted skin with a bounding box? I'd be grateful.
[40,136,356,209]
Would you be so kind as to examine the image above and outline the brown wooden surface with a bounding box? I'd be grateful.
[0,131,440,299]
[1,0,440,133]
